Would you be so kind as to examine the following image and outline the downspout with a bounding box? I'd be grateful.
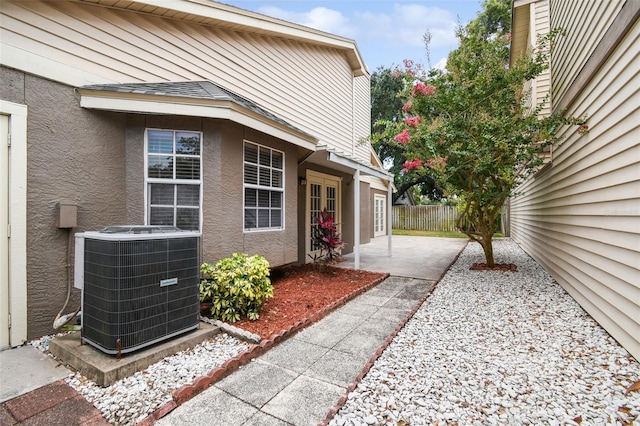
[354,167,360,269]
[388,180,393,257]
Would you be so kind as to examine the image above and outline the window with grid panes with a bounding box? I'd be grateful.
[243,141,284,231]
[146,129,201,231]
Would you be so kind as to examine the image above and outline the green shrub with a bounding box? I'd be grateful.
[199,253,273,322]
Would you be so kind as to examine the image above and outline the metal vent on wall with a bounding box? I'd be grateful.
[75,226,201,355]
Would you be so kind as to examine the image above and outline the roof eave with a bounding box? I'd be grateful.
[77,89,318,150]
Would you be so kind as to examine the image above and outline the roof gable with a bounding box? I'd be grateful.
[77,0,367,76]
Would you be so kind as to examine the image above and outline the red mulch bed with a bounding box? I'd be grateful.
[470,262,517,272]
[221,264,386,339]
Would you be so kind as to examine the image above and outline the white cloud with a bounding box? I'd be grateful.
[258,6,356,38]
[433,56,448,71]
[355,4,458,49]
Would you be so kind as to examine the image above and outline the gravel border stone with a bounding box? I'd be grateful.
[328,239,640,426]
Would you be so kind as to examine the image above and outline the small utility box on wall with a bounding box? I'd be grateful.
[56,203,77,228]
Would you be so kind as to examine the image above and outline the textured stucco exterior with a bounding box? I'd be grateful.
[360,181,372,244]
[1,67,128,339]
[1,68,303,338]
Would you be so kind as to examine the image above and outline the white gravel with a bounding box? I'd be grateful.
[330,239,640,426]
[31,331,249,425]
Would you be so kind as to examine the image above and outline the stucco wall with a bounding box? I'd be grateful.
[120,115,299,267]
[0,68,302,338]
[360,181,372,243]
[0,68,128,339]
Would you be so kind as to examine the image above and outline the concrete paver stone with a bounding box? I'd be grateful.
[242,411,290,426]
[261,375,344,426]
[215,360,298,407]
[156,386,257,426]
[304,349,369,388]
[258,339,329,374]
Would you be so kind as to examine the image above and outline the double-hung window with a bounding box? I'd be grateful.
[146,129,202,231]
[243,141,284,231]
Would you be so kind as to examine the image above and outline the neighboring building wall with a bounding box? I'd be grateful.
[549,0,624,108]
[510,4,640,360]
[530,0,551,116]
[0,0,363,158]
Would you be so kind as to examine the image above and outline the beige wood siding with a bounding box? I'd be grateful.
[532,0,551,117]
[353,74,371,161]
[550,0,624,109]
[510,17,640,360]
[0,0,360,155]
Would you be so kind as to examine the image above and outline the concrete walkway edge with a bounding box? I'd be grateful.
[139,273,391,426]
[319,239,468,426]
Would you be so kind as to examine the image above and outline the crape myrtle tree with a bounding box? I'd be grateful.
[380,23,587,267]
[370,64,443,204]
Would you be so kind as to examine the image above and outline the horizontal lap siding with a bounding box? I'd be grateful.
[550,0,623,107]
[0,0,356,152]
[511,16,640,360]
[353,74,371,162]
[532,1,551,117]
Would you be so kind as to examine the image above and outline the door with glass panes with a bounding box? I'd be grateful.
[306,170,341,262]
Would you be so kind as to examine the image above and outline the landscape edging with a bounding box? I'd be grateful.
[138,271,390,425]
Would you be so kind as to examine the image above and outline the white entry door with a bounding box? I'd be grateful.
[1,115,9,349]
[374,194,387,237]
[306,170,341,261]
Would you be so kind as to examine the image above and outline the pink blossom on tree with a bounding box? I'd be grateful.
[412,81,436,97]
[402,101,413,112]
[402,158,423,173]
[394,129,411,144]
[403,116,421,127]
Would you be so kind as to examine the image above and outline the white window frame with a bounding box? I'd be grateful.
[144,129,203,231]
[243,140,285,232]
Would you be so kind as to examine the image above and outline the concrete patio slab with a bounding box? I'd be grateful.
[0,345,72,403]
[340,235,467,280]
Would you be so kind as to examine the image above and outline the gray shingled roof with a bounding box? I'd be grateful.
[80,80,311,136]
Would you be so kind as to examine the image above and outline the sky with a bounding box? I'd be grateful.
[220,0,483,73]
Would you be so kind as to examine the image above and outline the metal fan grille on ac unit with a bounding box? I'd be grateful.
[77,228,200,354]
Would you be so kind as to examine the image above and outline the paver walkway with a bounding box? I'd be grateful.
[157,276,433,426]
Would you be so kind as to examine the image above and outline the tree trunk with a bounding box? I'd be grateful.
[480,236,495,267]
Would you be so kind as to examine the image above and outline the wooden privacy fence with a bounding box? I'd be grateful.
[392,205,466,232]
[392,205,508,234]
